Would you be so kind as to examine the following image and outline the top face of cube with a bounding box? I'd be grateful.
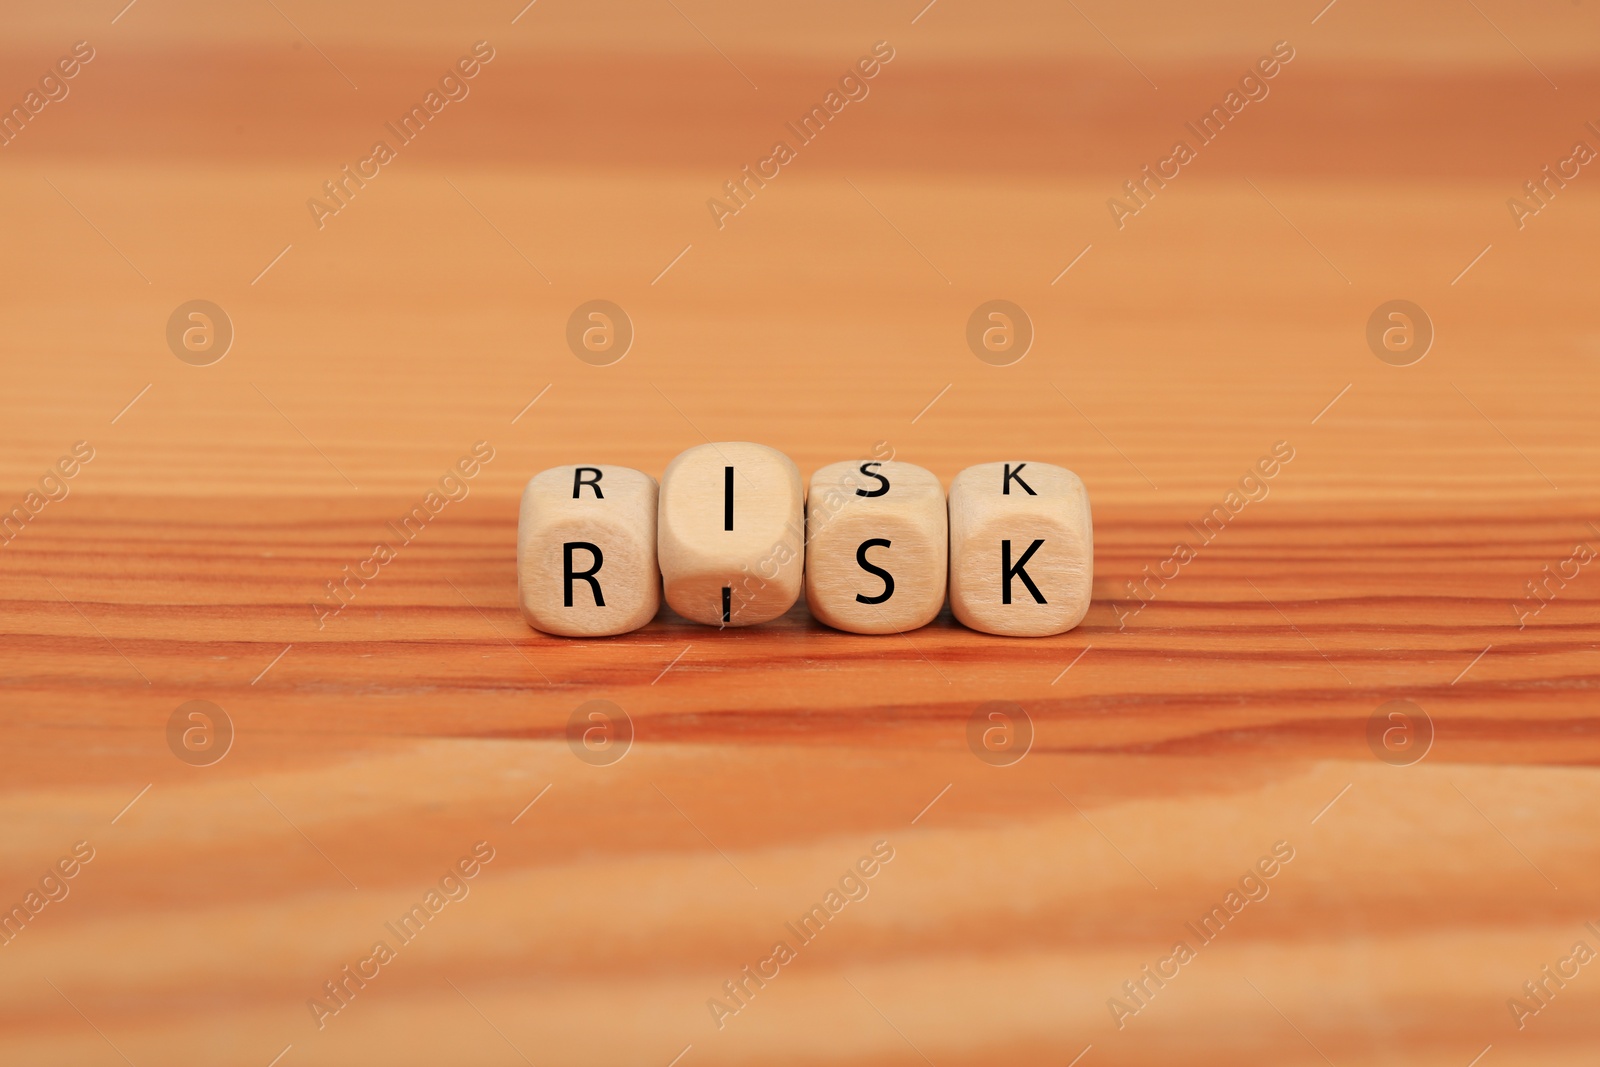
[948,461,1086,510]
[524,464,657,511]
[807,459,944,527]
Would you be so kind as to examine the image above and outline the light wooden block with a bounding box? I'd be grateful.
[658,442,803,626]
[948,461,1092,636]
[517,464,659,636]
[805,460,947,634]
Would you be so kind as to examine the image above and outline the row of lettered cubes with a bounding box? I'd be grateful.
[518,442,1093,637]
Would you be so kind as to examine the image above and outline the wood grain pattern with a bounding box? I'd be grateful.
[2,1,1598,1064]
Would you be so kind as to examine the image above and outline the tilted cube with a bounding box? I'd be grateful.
[948,461,1092,636]
[658,442,803,626]
[805,460,947,633]
[517,464,660,636]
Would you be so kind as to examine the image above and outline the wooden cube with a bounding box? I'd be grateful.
[805,460,947,633]
[517,464,660,636]
[658,442,803,626]
[949,461,1092,636]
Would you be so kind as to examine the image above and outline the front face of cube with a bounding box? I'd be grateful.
[518,466,660,637]
[805,461,948,634]
[949,462,1093,637]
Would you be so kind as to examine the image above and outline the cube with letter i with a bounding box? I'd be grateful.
[948,461,1092,636]
[657,442,804,626]
[805,460,948,633]
[517,465,660,636]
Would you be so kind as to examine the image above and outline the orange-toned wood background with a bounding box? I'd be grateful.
[2,1,1598,1064]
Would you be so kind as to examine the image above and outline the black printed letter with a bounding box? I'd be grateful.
[1003,463,1035,496]
[573,467,603,499]
[856,462,890,498]
[563,542,604,606]
[1001,538,1046,604]
[854,538,895,604]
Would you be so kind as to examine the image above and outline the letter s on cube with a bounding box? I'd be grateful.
[948,461,1092,636]
[517,465,660,636]
[805,460,947,634]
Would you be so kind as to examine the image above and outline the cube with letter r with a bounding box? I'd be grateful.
[517,465,660,636]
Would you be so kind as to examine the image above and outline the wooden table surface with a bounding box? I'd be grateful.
[3,2,1598,1064]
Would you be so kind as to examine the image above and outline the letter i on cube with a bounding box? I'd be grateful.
[805,460,947,633]
[657,442,804,626]
[948,461,1093,636]
[517,465,660,636]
